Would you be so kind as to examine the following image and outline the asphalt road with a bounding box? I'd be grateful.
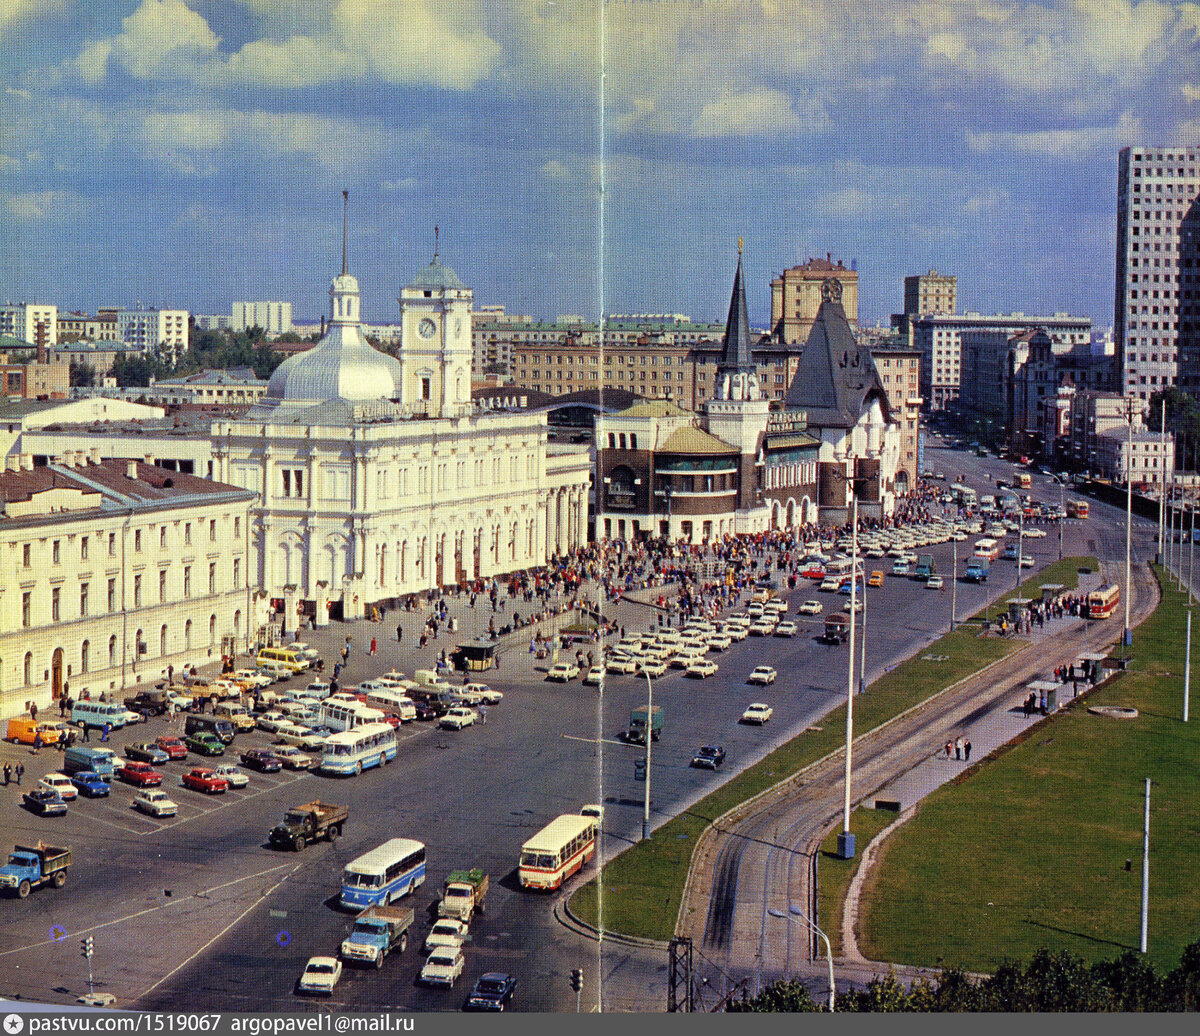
[0,439,1130,1013]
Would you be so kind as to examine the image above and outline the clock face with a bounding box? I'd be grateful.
[418,317,437,339]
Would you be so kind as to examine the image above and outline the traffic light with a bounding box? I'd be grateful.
[570,968,583,992]
[634,758,646,781]
[81,937,94,959]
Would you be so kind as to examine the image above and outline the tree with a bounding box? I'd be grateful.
[69,361,96,387]
[109,355,168,387]
[1148,386,1200,464]
[727,979,821,1012]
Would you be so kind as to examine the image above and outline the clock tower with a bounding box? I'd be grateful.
[398,228,473,417]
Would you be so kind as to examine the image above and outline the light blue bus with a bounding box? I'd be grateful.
[319,721,397,776]
[340,838,426,910]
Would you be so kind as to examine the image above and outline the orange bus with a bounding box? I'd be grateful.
[1087,583,1120,619]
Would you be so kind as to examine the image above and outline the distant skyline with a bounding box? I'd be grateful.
[3,1,1200,330]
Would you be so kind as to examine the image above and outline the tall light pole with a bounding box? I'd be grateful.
[1124,399,1134,654]
[838,492,858,860]
[1158,398,1167,564]
[767,907,835,1012]
[950,533,958,632]
[641,669,653,841]
[858,553,867,696]
[1140,777,1150,954]
[1054,475,1065,561]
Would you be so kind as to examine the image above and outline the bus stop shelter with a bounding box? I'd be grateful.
[1039,583,1064,606]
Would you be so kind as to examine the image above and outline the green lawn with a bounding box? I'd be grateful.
[569,558,1095,941]
[860,567,1198,972]
[815,808,895,956]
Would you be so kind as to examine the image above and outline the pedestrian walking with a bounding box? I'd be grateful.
[2,764,10,786]
[954,737,963,760]
[397,625,403,643]
[945,740,953,760]
[101,722,111,743]
[369,637,377,656]
[14,762,23,786]
[82,723,91,743]
[341,646,349,664]
[32,732,42,755]
[29,702,37,723]
[964,739,972,762]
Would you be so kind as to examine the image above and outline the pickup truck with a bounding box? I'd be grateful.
[438,869,489,922]
[269,801,348,851]
[339,904,413,968]
[0,842,71,898]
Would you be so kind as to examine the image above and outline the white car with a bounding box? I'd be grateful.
[706,633,732,651]
[742,703,773,725]
[582,666,605,686]
[773,621,798,638]
[275,723,326,750]
[748,666,777,685]
[686,659,719,679]
[722,623,749,642]
[455,685,485,706]
[637,658,669,678]
[580,803,604,821]
[1024,528,1047,539]
[272,745,313,770]
[234,669,273,690]
[798,600,823,616]
[211,764,249,788]
[439,707,477,730]
[926,575,945,590]
[547,662,580,682]
[424,918,469,953]
[748,619,777,636]
[464,683,503,704]
[37,773,78,801]
[1019,555,1036,568]
[670,651,704,670]
[133,788,178,817]
[420,947,465,987]
[818,577,842,592]
[298,956,342,996]
[606,655,638,675]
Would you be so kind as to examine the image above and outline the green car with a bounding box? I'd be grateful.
[184,732,226,757]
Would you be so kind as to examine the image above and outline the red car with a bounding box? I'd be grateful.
[181,768,229,794]
[155,736,188,760]
[117,761,164,787]
[380,713,402,728]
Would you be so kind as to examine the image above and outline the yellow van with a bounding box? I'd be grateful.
[256,647,308,674]
[6,718,62,746]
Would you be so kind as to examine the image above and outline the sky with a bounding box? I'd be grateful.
[2,0,1200,330]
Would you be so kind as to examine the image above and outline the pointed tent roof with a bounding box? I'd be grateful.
[784,298,893,429]
[717,251,754,373]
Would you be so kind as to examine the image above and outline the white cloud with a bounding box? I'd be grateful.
[0,153,18,171]
[4,188,92,221]
[73,0,219,85]
[539,159,570,181]
[967,112,1145,158]
[0,0,69,34]
[5,86,31,99]
[1182,83,1200,102]
[691,88,825,139]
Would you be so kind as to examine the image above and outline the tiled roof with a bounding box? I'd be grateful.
[620,399,693,418]
[658,425,738,455]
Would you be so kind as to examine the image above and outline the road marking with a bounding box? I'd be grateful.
[0,863,298,960]
[139,862,303,1002]
[148,771,305,835]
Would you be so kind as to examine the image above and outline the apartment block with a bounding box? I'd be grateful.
[871,343,922,492]
[232,301,293,337]
[1114,146,1200,400]
[770,256,858,344]
[0,303,57,348]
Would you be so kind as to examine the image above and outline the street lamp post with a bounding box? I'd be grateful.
[951,533,958,632]
[767,907,835,1012]
[642,670,653,841]
[838,493,858,860]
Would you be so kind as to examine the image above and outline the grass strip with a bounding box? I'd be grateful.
[569,557,1095,940]
[860,566,1197,972]
[815,807,895,956]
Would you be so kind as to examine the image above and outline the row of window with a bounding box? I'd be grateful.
[20,559,241,628]
[18,518,240,570]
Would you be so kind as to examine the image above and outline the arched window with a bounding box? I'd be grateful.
[23,652,32,686]
[608,433,615,448]
[619,433,626,449]
[109,635,117,667]
[630,433,638,450]
[80,640,89,674]
[160,624,168,657]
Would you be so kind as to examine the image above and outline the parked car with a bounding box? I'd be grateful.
[133,788,179,817]
[256,711,289,733]
[180,768,230,794]
[748,666,777,685]
[465,973,517,1012]
[636,658,669,678]
[24,789,68,816]
[274,723,327,750]
[36,774,78,801]
[773,621,798,638]
[423,918,468,953]
[124,741,170,765]
[184,732,225,757]
[71,771,111,798]
[686,658,719,679]
[272,746,313,771]
[691,745,726,770]
[117,761,164,787]
[239,748,283,773]
[212,764,250,788]
[606,655,638,675]
[546,662,580,682]
[741,703,774,725]
[154,736,188,760]
[297,956,342,997]
[410,701,439,722]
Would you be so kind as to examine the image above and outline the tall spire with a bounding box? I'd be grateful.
[341,189,348,276]
[720,246,753,372]
[434,224,440,262]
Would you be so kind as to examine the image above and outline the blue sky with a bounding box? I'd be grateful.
[2,0,1200,329]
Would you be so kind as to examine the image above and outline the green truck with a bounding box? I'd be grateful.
[627,704,664,745]
[269,801,348,851]
[438,869,489,922]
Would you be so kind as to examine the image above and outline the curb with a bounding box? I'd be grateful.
[555,894,671,951]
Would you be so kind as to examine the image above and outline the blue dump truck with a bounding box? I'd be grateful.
[339,904,414,968]
[0,842,71,898]
[964,558,990,583]
[915,554,936,580]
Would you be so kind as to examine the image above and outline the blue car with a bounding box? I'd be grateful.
[24,789,68,816]
[71,771,111,798]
